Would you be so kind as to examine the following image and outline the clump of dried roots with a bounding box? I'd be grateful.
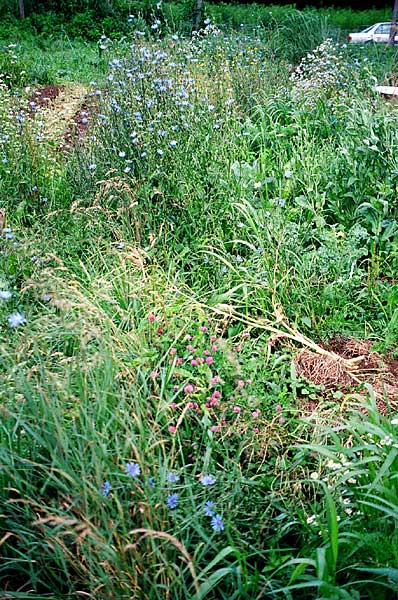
[295,349,353,390]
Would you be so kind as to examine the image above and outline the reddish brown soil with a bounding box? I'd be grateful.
[387,357,398,376]
[28,85,64,110]
[63,95,98,148]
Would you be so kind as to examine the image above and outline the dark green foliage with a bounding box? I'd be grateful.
[0,2,393,43]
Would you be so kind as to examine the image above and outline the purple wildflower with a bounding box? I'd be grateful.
[204,500,215,516]
[102,481,111,497]
[125,462,141,477]
[201,474,216,486]
[166,493,179,509]
[211,514,224,532]
[8,312,26,327]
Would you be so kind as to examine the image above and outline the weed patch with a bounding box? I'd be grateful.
[1,17,398,599]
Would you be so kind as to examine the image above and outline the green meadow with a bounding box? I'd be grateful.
[1,5,398,599]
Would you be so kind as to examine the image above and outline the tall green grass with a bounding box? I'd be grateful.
[0,253,301,598]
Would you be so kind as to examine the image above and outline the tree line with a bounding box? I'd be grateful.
[5,0,398,45]
[8,0,393,19]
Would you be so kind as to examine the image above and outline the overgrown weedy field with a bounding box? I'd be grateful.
[1,8,398,599]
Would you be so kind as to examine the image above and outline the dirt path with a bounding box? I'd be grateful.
[28,83,92,147]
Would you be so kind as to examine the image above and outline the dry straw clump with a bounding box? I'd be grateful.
[295,349,352,390]
[295,337,398,412]
[198,300,398,412]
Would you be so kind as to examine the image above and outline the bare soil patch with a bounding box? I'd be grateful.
[27,84,90,147]
[28,85,65,109]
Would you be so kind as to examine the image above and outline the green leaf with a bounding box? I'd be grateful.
[288,560,311,584]
[199,546,236,576]
[295,195,312,211]
[324,487,339,579]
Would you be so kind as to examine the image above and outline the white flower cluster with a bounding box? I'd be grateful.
[192,21,222,40]
[290,39,354,104]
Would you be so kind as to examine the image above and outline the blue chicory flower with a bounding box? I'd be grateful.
[201,474,216,486]
[8,312,26,327]
[211,514,224,532]
[102,481,111,497]
[204,500,215,516]
[125,461,141,477]
[166,493,179,509]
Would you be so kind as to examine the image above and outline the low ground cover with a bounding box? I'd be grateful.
[1,12,398,599]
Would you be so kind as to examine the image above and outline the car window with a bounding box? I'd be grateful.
[361,25,376,33]
[375,24,391,34]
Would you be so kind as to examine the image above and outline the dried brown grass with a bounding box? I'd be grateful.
[295,337,398,413]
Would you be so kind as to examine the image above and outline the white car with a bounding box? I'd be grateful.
[348,22,398,44]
